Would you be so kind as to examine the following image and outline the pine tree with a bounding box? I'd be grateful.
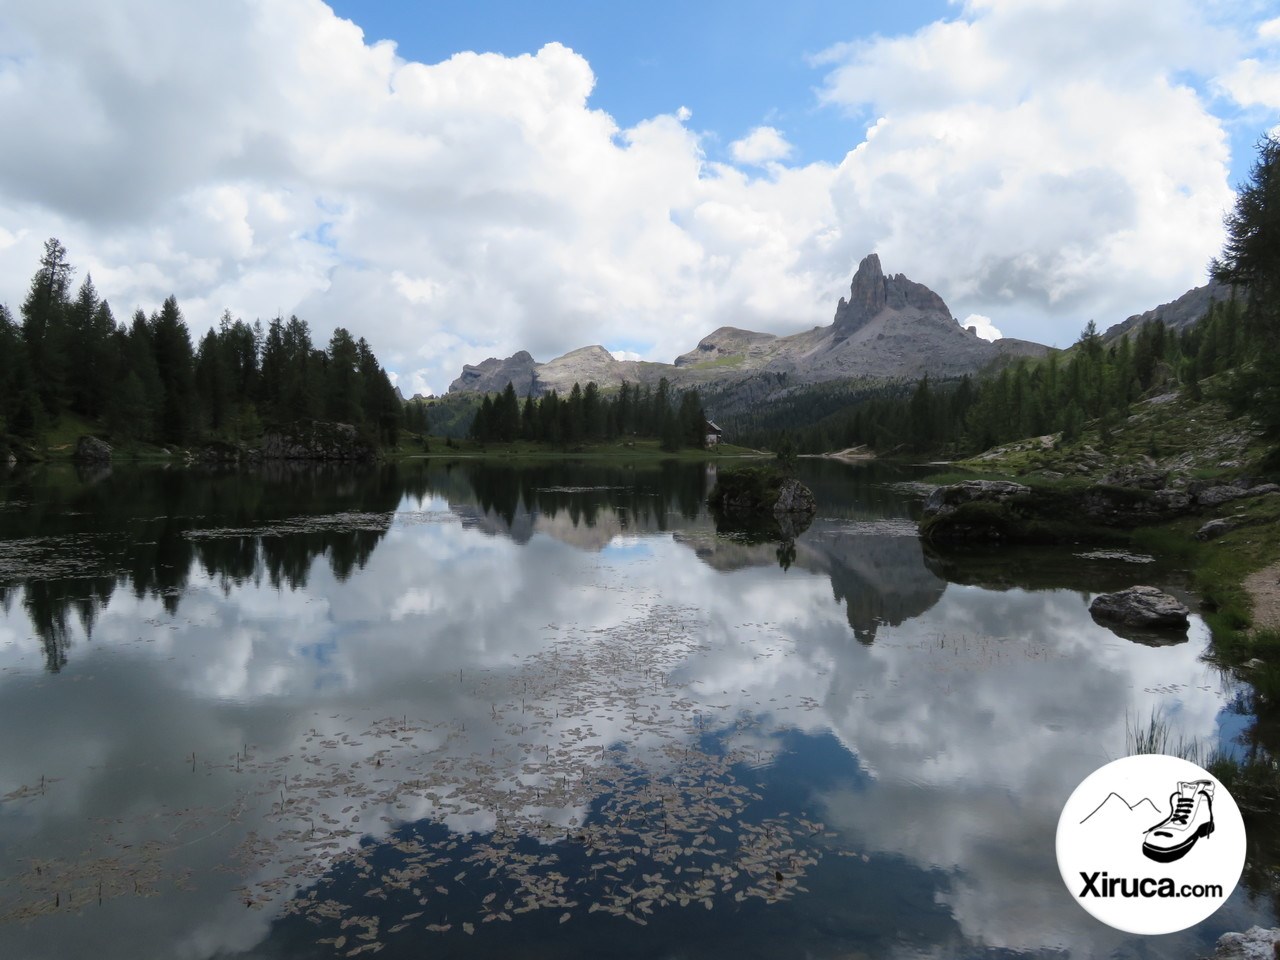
[1212,132,1280,444]
[324,327,363,424]
[21,238,74,415]
[150,296,197,444]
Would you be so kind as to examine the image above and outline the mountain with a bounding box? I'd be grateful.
[448,254,1047,397]
[1102,279,1237,344]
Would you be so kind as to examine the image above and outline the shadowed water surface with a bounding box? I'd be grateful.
[0,459,1273,959]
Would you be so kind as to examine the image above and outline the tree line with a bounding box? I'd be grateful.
[468,378,709,450]
[0,239,409,448]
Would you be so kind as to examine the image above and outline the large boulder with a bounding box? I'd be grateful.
[1089,586,1190,629]
[73,435,112,462]
[260,421,377,461]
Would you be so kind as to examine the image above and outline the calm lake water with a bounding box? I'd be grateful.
[0,458,1274,959]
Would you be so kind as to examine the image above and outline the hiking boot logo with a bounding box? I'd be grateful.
[1142,779,1214,863]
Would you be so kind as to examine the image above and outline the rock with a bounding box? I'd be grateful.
[1089,586,1190,630]
[1211,926,1280,960]
[772,478,816,515]
[1248,482,1280,496]
[1100,466,1167,489]
[260,421,377,461]
[1196,485,1249,508]
[922,480,1030,519]
[1196,518,1241,541]
[73,435,112,462]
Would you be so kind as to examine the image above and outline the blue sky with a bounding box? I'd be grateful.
[327,1,954,167]
[1,0,1278,394]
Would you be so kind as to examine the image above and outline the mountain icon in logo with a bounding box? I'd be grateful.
[1080,792,1162,827]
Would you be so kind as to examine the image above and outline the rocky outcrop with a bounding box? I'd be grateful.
[73,435,112,462]
[923,480,1030,519]
[448,350,538,396]
[1210,926,1280,960]
[1089,586,1190,629]
[260,421,377,461]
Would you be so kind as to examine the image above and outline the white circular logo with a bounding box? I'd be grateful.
[1056,754,1246,934]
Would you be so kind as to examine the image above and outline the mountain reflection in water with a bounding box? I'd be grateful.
[0,458,1272,960]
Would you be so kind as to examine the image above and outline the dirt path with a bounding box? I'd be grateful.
[1244,560,1280,631]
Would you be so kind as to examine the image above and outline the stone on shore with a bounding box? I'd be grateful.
[1196,518,1241,541]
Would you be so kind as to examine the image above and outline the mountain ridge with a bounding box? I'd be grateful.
[446,254,1207,399]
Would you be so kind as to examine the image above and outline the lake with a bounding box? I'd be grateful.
[0,458,1274,959]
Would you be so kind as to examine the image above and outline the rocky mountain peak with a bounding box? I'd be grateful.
[833,253,952,338]
[561,345,615,362]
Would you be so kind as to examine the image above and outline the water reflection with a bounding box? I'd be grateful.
[0,459,1273,959]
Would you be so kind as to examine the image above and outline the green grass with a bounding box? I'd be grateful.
[1126,709,1221,766]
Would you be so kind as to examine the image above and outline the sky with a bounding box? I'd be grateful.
[0,0,1278,396]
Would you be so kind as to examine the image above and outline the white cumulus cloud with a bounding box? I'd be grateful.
[729,126,794,166]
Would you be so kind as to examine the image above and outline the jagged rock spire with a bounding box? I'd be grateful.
[833,253,951,338]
